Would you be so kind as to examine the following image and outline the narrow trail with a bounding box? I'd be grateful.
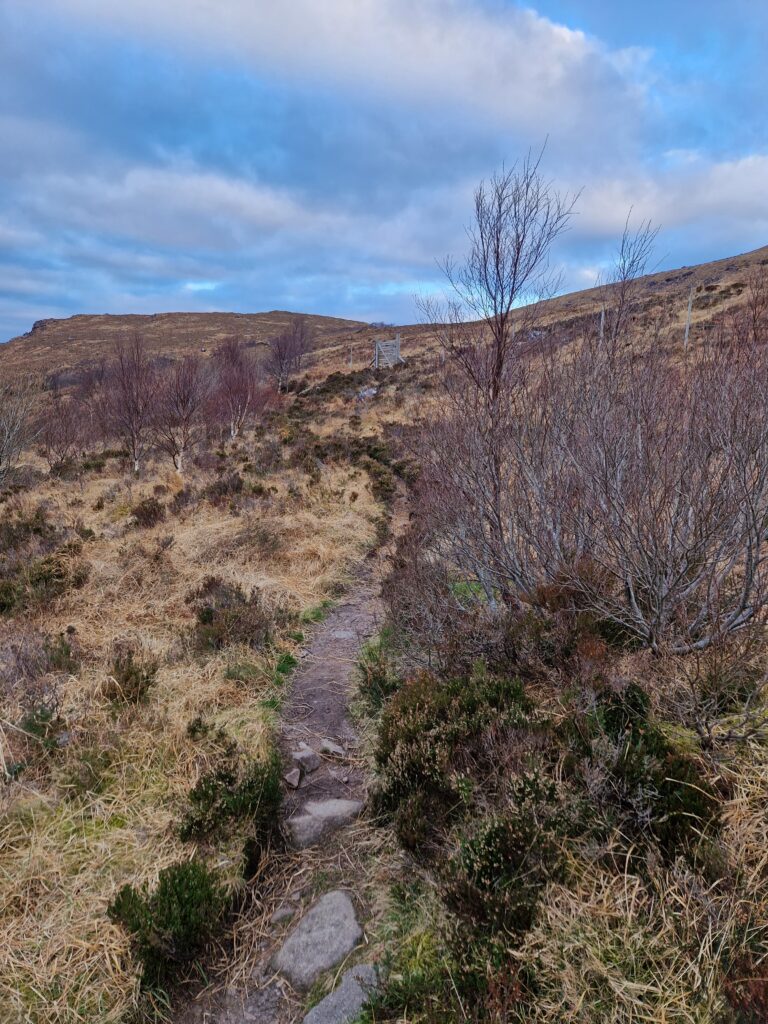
[181,493,407,1024]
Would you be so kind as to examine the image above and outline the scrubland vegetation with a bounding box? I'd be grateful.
[3,155,768,1024]
[0,323,398,1022]
[357,159,768,1022]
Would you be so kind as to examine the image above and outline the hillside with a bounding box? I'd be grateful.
[2,243,767,381]
[2,240,768,1024]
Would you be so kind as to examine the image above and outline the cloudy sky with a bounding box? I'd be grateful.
[0,0,767,341]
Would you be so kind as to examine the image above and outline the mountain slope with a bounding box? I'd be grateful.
[2,243,767,378]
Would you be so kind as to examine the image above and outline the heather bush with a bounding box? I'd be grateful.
[373,668,532,840]
[108,859,228,988]
[443,776,564,935]
[186,575,272,651]
[179,745,282,843]
[562,682,720,857]
[202,471,244,506]
[102,647,158,704]
[131,495,165,528]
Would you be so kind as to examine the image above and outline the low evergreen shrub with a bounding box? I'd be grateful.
[108,859,228,987]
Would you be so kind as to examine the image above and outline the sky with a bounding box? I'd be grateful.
[0,0,767,342]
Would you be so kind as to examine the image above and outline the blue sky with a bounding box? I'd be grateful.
[0,0,766,342]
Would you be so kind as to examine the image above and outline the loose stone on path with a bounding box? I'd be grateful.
[302,964,378,1024]
[273,890,363,991]
[286,798,364,849]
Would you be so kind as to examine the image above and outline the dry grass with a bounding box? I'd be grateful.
[0,434,382,1023]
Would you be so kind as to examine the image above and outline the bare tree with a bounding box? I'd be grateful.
[265,318,314,391]
[416,153,577,609]
[745,265,768,343]
[0,376,37,486]
[37,393,84,470]
[422,149,578,405]
[98,336,157,474]
[597,211,659,350]
[152,355,209,473]
[211,337,270,439]
[414,330,768,655]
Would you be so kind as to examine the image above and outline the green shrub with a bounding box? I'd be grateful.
[374,668,531,823]
[108,859,228,987]
[564,683,719,856]
[131,496,165,528]
[179,747,282,843]
[187,576,272,651]
[103,648,158,704]
[442,775,564,936]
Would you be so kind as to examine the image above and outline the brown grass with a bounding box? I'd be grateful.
[0,432,382,1022]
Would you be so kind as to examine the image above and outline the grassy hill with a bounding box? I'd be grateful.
[2,243,767,380]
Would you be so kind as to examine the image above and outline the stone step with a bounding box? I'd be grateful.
[273,891,362,992]
[286,798,363,849]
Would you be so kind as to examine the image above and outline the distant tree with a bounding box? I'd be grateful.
[0,375,37,486]
[211,337,270,439]
[598,211,659,350]
[98,336,157,474]
[37,392,84,470]
[265,318,314,391]
[152,355,209,473]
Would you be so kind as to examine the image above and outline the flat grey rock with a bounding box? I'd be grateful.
[286,799,363,849]
[320,738,346,757]
[303,964,378,1024]
[292,743,321,773]
[331,628,356,640]
[305,799,362,821]
[284,768,302,789]
[287,814,327,848]
[273,891,362,991]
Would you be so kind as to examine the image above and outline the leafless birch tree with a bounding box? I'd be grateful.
[211,337,270,439]
[265,317,313,391]
[98,336,157,474]
[152,355,208,473]
[0,376,37,486]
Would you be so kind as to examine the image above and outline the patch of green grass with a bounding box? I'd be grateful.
[273,651,298,680]
[300,599,334,624]
[359,881,467,1024]
[448,579,487,602]
[358,628,400,713]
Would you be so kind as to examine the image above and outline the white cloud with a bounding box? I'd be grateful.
[37,0,648,148]
[575,154,768,239]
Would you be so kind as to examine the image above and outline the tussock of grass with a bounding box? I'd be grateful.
[516,861,746,1022]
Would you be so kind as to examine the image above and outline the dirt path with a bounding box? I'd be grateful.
[280,580,380,817]
[180,496,406,1024]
